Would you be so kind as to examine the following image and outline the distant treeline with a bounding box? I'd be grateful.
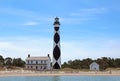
[62,57,120,70]
[1,55,120,70]
[0,55,25,68]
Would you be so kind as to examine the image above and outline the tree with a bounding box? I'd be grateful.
[115,58,120,68]
[0,55,4,66]
[12,58,25,67]
[62,62,69,68]
[4,57,12,66]
[96,57,109,70]
[108,58,116,68]
[81,58,93,69]
[62,57,120,70]
[71,59,81,69]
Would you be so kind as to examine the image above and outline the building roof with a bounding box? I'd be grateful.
[90,62,99,66]
[26,56,50,61]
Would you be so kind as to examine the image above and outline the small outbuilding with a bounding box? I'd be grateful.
[89,62,99,71]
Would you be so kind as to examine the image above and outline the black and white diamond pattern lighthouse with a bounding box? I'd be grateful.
[52,17,61,69]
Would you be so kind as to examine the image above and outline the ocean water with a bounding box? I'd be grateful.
[0,76,120,81]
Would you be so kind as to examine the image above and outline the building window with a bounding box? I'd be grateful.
[31,61,33,64]
[41,60,43,64]
[27,61,29,64]
[44,60,46,64]
[31,66,33,68]
[27,66,29,68]
[36,61,38,64]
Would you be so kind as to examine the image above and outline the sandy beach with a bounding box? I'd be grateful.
[0,70,120,77]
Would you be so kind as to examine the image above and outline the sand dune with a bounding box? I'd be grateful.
[0,70,120,77]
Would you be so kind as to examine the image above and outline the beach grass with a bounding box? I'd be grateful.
[0,68,120,77]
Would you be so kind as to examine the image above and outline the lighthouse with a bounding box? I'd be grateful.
[52,17,61,69]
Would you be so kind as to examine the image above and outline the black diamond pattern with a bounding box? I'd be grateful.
[54,33,60,43]
[53,62,60,69]
[53,45,60,60]
[55,27,59,31]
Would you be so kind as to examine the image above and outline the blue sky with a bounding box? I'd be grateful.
[0,0,120,63]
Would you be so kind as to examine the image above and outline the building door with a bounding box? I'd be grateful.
[36,66,38,70]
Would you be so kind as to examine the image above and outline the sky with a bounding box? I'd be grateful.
[0,0,120,63]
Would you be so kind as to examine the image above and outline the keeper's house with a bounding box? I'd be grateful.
[25,54,51,70]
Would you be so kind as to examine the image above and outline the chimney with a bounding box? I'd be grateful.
[28,54,30,58]
[47,54,50,57]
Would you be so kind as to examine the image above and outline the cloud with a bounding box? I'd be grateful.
[0,6,103,26]
[60,17,95,25]
[59,8,107,25]
[0,6,106,26]
[60,8,107,25]
[70,8,107,17]
[0,37,52,60]
[0,7,36,18]
[61,38,120,62]
[23,21,39,26]
[0,7,53,26]
[0,36,120,63]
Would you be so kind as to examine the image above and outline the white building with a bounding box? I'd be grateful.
[89,62,99,71]
[26,54,51,70]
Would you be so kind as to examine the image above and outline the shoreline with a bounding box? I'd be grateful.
[0,70,120,77]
